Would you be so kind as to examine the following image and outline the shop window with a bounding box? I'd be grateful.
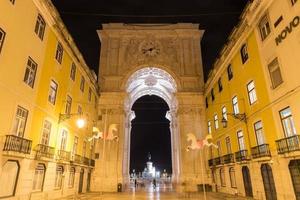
[229,167,237,188]
[32,164,46,191]
[0,160,20,197]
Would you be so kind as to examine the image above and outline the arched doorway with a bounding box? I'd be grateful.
[123,67,180,183]
[261,164,277,200]
[289,159,300,200]
[130,95,172,177]
[78,168,84,193]
[242,166,253,197]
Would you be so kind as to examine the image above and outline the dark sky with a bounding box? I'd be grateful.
[130,95,172,173]
[51,0,248,80]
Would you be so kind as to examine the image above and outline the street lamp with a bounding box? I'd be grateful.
[58,113,87,129]
[221,113,247,128]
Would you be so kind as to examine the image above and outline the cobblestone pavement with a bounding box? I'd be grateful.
[61,191,252,200]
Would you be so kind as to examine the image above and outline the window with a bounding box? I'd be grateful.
[280,107,297,137]
[254,121,265,145]
[55,42,63,64]
[229,167,237,188]
[41,120,51,146]
[80,76,85,92]
[83,141,87,157]
[12,106,28,137]
[268,58,283,89]
[0,160,19,197]
[32,164,45,191]
[218,78,223,92]
[78,105,82,115]
[88,88,92,102]
[259,14,271,41]
[214,114,219,129]
[205,97,208,108]
[60,130,68,150]
[48,80,58,105]
[34,14,46,40]
[73,136,78,154]
[240,44,249,64]
[208,121,212,134]
[227,65,233,80]
[225,136,231,153]
[232,96,239,114]
[216,141,221,156]
[0,28,6,54]
[291,0,298,5]
[220,168,226,187]
[70,63,76,81]
[211,89,215,101]
[68,167,75,188]
[222,106,227,121]
[54,165,64,189]
[23,57,37,88]
[65,95,72,114]
[247,81,257,105]
[237,130,245,150]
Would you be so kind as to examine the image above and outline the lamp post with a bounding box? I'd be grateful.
[58,113,87,128]
[221,113,246,128]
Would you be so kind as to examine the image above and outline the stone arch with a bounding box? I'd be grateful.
[122,67,181,183]
[120,64,183,92]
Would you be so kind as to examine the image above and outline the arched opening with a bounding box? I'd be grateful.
[123,67,180,184]
[130,95,172,178]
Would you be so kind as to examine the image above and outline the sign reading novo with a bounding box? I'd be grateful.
[275,16,300,46]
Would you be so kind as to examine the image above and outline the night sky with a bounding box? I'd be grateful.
[51,0,248,174]
[130,95,171,174]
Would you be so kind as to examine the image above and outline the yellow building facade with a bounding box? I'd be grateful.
[205,0,300,200]
[0,0,99,199]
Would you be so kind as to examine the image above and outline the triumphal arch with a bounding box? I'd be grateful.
[91,23,208,191]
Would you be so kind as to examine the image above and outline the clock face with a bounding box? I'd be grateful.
[141,41,160,57]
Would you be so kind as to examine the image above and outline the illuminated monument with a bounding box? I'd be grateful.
[142,153,160,179]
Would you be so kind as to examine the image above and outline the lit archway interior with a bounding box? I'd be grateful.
[123,67,180,183]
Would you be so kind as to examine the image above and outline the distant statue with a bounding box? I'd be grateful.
[148,152,151,161]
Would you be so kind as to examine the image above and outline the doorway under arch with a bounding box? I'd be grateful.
[123,67,181,183]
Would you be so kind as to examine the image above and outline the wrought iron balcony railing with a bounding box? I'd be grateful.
[3,135,32,154]
[57,150,71,161]
[276,135,300,154]
[251,144,271,158]
[214,157,222,165]
[222,153,234,164]
[208,158,215,167]
[73,154,83,164]
[35,144,55,159]
[235,150,250,162]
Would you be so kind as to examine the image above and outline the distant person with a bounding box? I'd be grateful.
[153,178,157,189]
[134,179,137,188]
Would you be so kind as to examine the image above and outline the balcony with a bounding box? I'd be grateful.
[208,157,222,167]
[276,135,300,154]
[3,135,32,154]
[35,144,55,159]
[208,158,215,167]
[73,154,83,164]
[89,159,95,167]
[222,153,234,164]
[251,144,271,159]
[83,157,89,166]
[235,150,250,162]
[214,157,222,165]
[57,150,71,161]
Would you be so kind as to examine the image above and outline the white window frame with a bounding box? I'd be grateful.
[225,136,231,154]
[73,136,78,155]
[60,130,68,150]
[216,141,221,156]
[268,58,283,89]
[12,106,28,137]
[68,167,75,188]
[55,42,63,64]
[232,96,239,115]
[214,114,219,129]
[0,160,19,197]
[208,121,212,134]
[0,28,6,54]
[34,14,46,40]
[237,130,245,150]
[48,80,58,105]
[41,120,51,146]
[240,44,249,64]
[80,76,85,92]
[280,107,297,137]
[32,164,45,192]
[229,167,237,188]
[247,80,257,105]
[23,57,37,88]
[259,14,271,41]
[222,106,227,121]
[254,120,265,145]
[70,63,76,81]
[54,165,63,189]
[65,95,72,114]
[220,168,226,187]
